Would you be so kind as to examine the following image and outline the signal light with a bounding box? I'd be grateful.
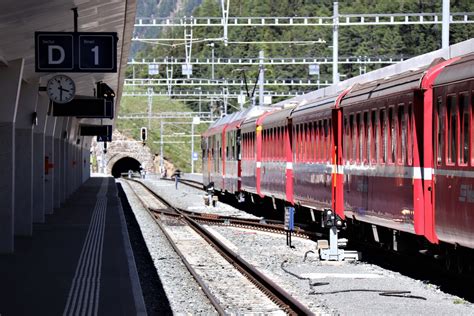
[140,127,147,142]
[96,81,115,100]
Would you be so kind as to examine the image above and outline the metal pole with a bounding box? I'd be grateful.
[333,2,339,84]
[442,0,450,49]
[191,122,195,173]
[147,87,153,129]
[211,43,215,80]
[160,120,164,172]
[259,50,264,106]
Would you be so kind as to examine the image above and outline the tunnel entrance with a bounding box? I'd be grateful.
[111,157,142,178]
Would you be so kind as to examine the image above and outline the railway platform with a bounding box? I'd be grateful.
[0,176,146,315]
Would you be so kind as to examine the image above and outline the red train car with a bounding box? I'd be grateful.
[202,107,272,194]
[432,54,474,250]
[203,48,474,266]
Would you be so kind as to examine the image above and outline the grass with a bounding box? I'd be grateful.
[116,95,209,173]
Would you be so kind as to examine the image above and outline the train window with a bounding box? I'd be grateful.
[355,113,360,163]
[295,125,300,162]
[460,93,469,166]
[303,124,306,161]
[299,124,304,162]
[380,109,387,163]
[271,128,274,161]
[350,114,355,163]
[292,126,296,161]
[370,110,377,164]
[344,116,349,163]
[388,107,396,164]
[436,97,444,166]
[328,119,332,162]
[447,95,457,165]
[407,104,413,166]
[363,111,368,164]
[322,120,326,163]
[316,120,321,162]
[274,127,277,161]
[281,127,284,160]
[398,105,406,165]
[356,113,361,163]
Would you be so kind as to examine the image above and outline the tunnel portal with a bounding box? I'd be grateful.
[111,157,141,178]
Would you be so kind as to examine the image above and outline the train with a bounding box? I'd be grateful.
[201,45,474,271]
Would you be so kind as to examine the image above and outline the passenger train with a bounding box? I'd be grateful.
[201,48,474,271]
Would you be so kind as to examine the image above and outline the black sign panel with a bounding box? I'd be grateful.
[79,34,115,71]
[35,32,117,73]
[36,34,74,71]
[53,97,113,118]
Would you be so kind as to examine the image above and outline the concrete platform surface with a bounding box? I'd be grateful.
[0,177,145,316]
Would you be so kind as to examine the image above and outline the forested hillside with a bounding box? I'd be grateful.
[130,0,474,92]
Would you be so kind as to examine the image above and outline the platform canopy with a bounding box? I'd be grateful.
[0,0,136,114]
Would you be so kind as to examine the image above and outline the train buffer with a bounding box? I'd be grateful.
[319,209,360,261]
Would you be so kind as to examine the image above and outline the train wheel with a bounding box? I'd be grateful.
[455,255,465,275]
[444,249,455,272]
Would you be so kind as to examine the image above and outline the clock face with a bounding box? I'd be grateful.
[47,75,76,104]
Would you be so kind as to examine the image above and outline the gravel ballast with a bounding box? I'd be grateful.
[127,177,473,315]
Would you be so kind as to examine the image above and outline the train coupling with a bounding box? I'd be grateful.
[319,208,359,262]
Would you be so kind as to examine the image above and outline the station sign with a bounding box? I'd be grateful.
[309,64,320,75]
[97,134,112,142]
[35,32,117,72]
[80,124,112,138]
[53,97,113,119]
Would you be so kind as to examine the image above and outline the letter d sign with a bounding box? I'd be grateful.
[35,33,74,71]
[48,45,65,64]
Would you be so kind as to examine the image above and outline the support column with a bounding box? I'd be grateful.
[82,137,91,183]
[44,115,56,215]
[53,117,65,209]
[33,95,49,223]
[61,118,70,205]
[0,58,24,253]
[14,80,39,236]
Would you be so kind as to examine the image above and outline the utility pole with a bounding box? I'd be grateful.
[160,120,164,173]
[191,121,195,173]
[442,0,450,49]
[147,87,153,129]
[333,2,339,84]
[259,50,264,106]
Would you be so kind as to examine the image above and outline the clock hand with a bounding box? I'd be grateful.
[59,87,70,92]
[60,86,63,101]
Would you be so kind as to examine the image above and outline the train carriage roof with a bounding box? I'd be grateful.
[434,53,474,87]
[259,106,295,129]
[202,106,272,137]
[272,39,474,111]
[339,65,431,107]
[290,94,338,122]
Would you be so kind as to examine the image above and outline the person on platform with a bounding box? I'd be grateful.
[172,169,181,189]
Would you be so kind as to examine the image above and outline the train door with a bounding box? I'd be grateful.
[236,129,242,192]
[285,118,294,204]
[332,107,344,218]
[433,83,474,247]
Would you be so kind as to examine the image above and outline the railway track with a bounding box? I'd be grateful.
[124,178,314,315]
[150,177,317,239]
